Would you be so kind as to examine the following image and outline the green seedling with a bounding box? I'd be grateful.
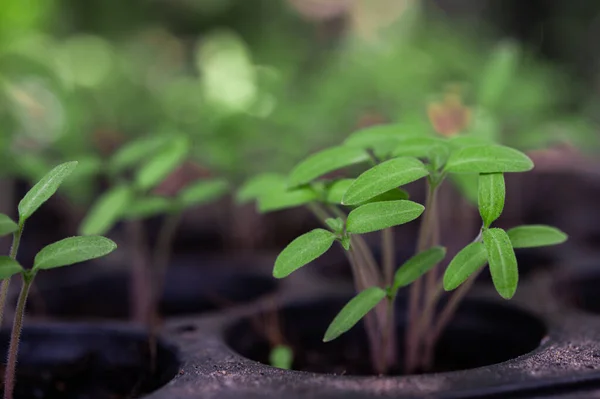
[240,123,567,374]
[78,133,229,364]
[0,161,117,399]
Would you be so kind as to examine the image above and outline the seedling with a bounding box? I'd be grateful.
[241,124,567,374]
[0,161,117,399]
[78,133,228,365]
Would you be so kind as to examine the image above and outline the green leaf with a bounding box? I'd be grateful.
[79,185,133,235]
[443,242,488,291]
[178,179,228,208]
[0,214,18,237]
[342,157,428,205]
[325,179,354,204]
[360,188,410,204]
[288,146,369,188]
[258,187,318,213]
[450,174,479,205]
[325,217,344,233]
[393,247,446,292]
[323,287,386,342]
[109,135,172,174]
[123,196,174,220]
[346,200,424,234]
[236,173,286,204]
[507,225,568,248]
[18,161,78,223]
[269,345,293,370]
[134,136,190,191]
[0,256,24,279]
[391,137,446,159]
[484,228,518,299]
[33,236,117,271]
[478,173,505,228]
[445,145,533,174]
[273,229,336,278]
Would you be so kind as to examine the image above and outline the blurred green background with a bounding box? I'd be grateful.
[1,0,599,227]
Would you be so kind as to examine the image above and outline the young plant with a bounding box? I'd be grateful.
[0,161,117,399]
[78,133,228,363]
[240,124,567,374]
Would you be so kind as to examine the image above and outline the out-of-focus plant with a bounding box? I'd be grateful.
[78,130,228,365]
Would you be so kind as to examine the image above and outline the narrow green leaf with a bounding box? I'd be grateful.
[178,179,229,208]
[484,228,518,299]
[269,345,293,370]
[18,161,78,222]
[342,157,428,205]
[33,236,117,271]
[123,196,174,220]
[0,214,18,237]
[135,137,189,191]
[325,218,344,233]
[236,173,286,204]
[478,173,505,228]
[507,225,568,248]
[273,229,336,278]
[346,200,424,234]
[258,188,317,213]
[393,247,446,292]
[323,287,386,342]
[288,146,369,188]
[0,256,24,279]
[79,185,133,235]
[443,242,488,291]
[391,137,446,159]
[445,145,533,174]
[109,135,172,173]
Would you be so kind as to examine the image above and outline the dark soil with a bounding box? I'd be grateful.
[225,297,546,376]
[0,325,179,399]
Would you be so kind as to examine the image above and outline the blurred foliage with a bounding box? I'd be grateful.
[0,0,598,210]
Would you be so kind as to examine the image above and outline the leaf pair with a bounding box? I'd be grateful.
[444,225,567,299]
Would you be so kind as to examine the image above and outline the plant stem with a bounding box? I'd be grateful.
[382,228,395,287]
[421,268,483,369]
[126,220,152,324]
[0,225,24,328]
[148,212,183,371]
[4,274,32,399]
[348,247,383,373]
[405,179,438,373]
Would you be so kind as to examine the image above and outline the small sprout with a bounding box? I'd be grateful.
[340,235,351,251]
[135,136,190,191]
[269,345,294,370]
